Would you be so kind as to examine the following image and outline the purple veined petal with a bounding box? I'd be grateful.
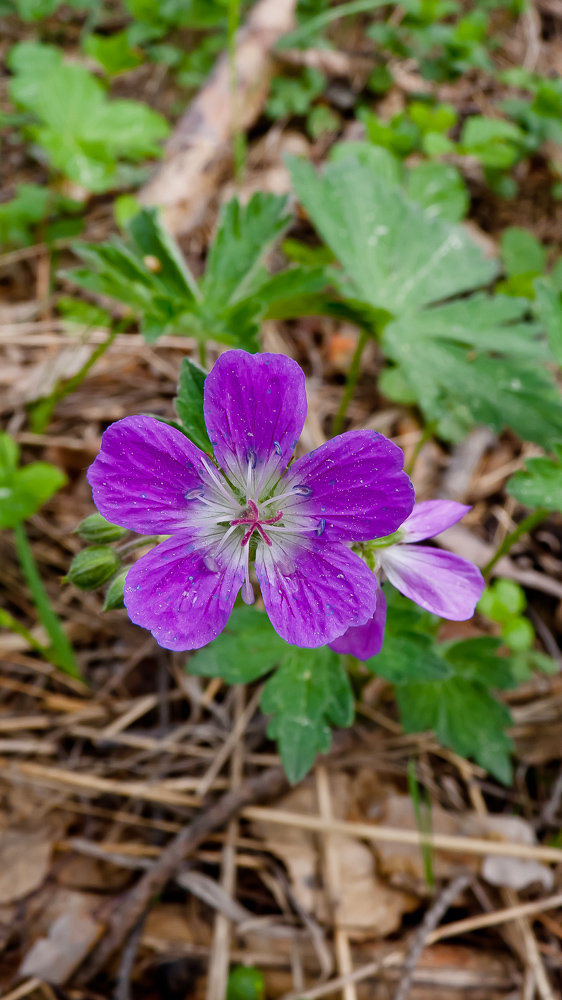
[203,350,307,493]
[400,499,472,543]
[124,532,245,651]
[255,537,378,647]
[282,430,415,542]
[87,415,209,535]
[329,582,387,660]
[379,544,485,620]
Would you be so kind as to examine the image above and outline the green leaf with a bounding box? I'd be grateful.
[328,140,402,185]
[459,115,526,168]
[366,633,453,683]
[397,677,513,784]
[202,193,291,308]
[533,277,562,365]
[501,226,545,277]
[0,184,51,248]
[442,636,516,689]
[267,67,325,119]
[174,357,212,452]
[478,578,526,622]
[226,967,265,1000]
[83,31,143,76]
[289,155,496,315]
[261,647,354,783]
[381,294,562,444]
[507,452,562,512]
[0,448,67,529]
[188,606,287,684]
[405,162,469,222]
[13,0,59,19]
[8,42,169,193]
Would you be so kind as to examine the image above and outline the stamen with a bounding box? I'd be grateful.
[201,457,237,504]
[261,485,313,506]
[274,441,282,456]
[185,487,204,500]
[315,518,326,537]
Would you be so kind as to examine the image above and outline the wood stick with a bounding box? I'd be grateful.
[139,0,297,234]
[242,806,562,863]
[73,764,288,985]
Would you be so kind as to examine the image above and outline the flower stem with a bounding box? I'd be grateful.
[331,330,369,437]
[228,0,245,180]
[13,521,81,678]
[405,422,435,477]
[29,324,120,433]
[116,535,164,557]
[483,508,549,579]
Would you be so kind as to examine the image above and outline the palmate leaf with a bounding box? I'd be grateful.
[0,432,67,529]
[397,677,513,784]
[507,448,562,513]
[261,646,354,784]
[8,42,169,193]
[289,155,496,314]
[188,607,354,783]
[67,200,330,347]
[289,155,562,445]
[188,607,287,684]
[202,194,292,307]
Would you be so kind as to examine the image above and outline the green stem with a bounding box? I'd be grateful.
[331,330,369,437]
[30,324,121,434]
[277,0,388,49]
[483,508,549,579]
[116,535,164,557]
[198,339,207,369]
[0,608,49,656]
[13,522,81,678]
[227,0,245,180]
[405,422,436,477]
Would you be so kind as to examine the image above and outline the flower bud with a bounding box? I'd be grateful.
[67,546,121,590]
[103,568,128,611]
[75,512,128,544]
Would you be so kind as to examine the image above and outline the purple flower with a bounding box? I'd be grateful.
[87,350,415,651]
[329,500,485,660]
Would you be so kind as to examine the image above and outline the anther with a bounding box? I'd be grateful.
[246,447,257,469]
[274,441,282,456]
[185,487,204,500]
[292,484,313,496]
[315,518,326,537]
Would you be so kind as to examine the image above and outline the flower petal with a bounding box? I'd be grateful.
[203,350,307,493]
[400,500,471,543]
[329,583,387,660]
[380,544,484,620]
[255,538,378,647]
[87,415,209,534]
[124,532,244,650]
[282,431,414,542]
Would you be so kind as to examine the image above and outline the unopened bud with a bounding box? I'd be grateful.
[103,568,128,611]
[75,512,128,544]
[67,546,121,590]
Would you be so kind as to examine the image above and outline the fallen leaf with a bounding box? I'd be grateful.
[18,889,103,985]
[0,824,54,904]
